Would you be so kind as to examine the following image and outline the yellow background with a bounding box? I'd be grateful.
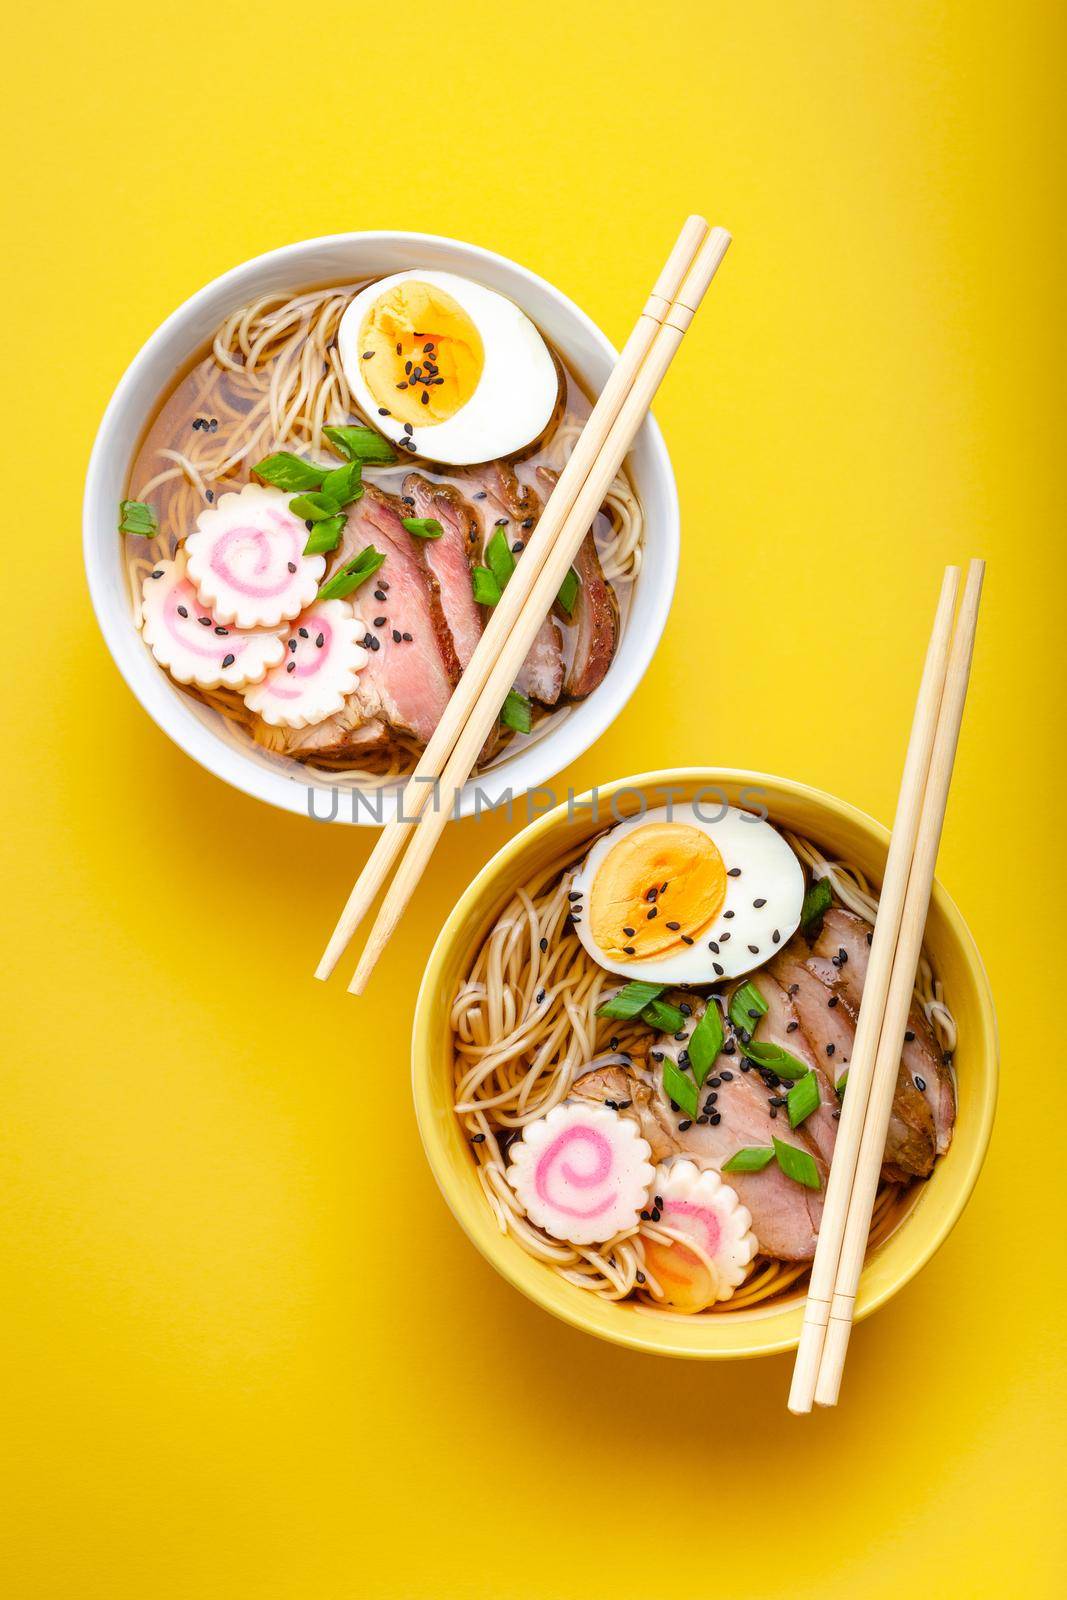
[2,2,1064,1594]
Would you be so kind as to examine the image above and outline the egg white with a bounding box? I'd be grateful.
[337,269,559,466]
[570,804,805,986]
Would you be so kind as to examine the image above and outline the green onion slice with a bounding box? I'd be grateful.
[402,517,443,540]
[321,460,364,507]
[472,566,502,607]
[323,425,397,464]
[772,1136,822,1189]
[641,998,687,1035]
[836,1069,849,1096]
[303,515,347,556]
[290,491,342,522]
[722,1146,775,1174]
[662,1058,699,1120]
[729,980,768,1033]
[556,566,580,616]
[317,546,385,601]
[253,452,328,492]
[119,499,158,537]
[801,876,833,933]
[485,526,516,589]
[501,689,532,734]
[688,1002,725,1087]
[741,1039,810,1080]
[597,980,666,1021]
[787,1071,821,1128]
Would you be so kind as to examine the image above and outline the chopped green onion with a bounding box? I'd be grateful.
[119,499,158,537]
[253,452,328,491]
[472,566,502,606]
[556,566,580,616]
[787,1071,821,1128]
[662,1058,699,1120]
[501,689,532,734]
[597,980,666,1021]
[290,491,343,522]
[801,876,833,933]
[741,1039,810,1080]
[321,460,364,507]
[485,526,516,589]
[317,546,385,601]
[303,515,347,556]
[722,1146,775,1174]
[323,425,397,464]
[729,980,768,1033]
[402,517,443,540]
[641,998,687,1035]
[772,1136,822,1189]
[688,1001,725,1087]
[836,1069,849,1096]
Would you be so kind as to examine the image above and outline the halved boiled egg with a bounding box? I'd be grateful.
[337,270,559,466]
[570,804,805,986]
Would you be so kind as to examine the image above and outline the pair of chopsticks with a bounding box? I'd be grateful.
[316,214,732,994]
[788,558,984,1414]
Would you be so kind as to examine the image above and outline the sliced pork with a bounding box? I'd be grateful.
[536,467,618,700]
[403,474,483,677]
[255,486,455,762]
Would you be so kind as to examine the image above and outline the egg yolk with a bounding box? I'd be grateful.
[358,280,484,429]
[588,823,727,962]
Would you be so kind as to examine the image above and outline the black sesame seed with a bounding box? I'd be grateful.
[677,1121,691,1133]
[316,633,324,648]
[723,910,735,919]
[536,989,545,1004]
[826,1043,836,1057]
[286,661,296,673]
[369,637,380,651]
[623,946,636,956]
[710,1112,721,1125]
[720,932,731,942]
[622,926,635,937]
[727,867,741,877]
[753,897,767,908]
[177,605,188,618]
[539,937,548,952]
[471,1132,486,1143]
[916,1075,927,1091]
[362,350,374,359]
[198,616,211,627]
[666,921,681,931]
[708,1077,722,1088]
[647,907,658,920]
[769,1106,778,1119]
[831,1108,841,1120]
[568,891,582,902]
[287,560,297,574]
[679,1003,692,1016]
[392,630,401,643]
[787,983,799,996]
[609,1036,619,1050]
[748,944,759,955]
[772,930,780,944]
[720,1070,733,1081]
[828,995,839,1008]
[708,940,719,953]
[402,631,412,642]
[474,491,487,500]
[786,1020,799,1033]
[681,935,694,946]
[511,541,524,554]
[299,627,308,639]
[713,962,724,976]
[288,639,298,652]
[378,407,390,416]
[904,1029,915,1042]
[222,653,235,668]
[374,617,386,627]
[206,490,214,502]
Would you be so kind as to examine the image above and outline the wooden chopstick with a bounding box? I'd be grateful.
[314,214,712,983]
[347,225,733,994]
[787,564,961,1414]
[813,558,984,1407]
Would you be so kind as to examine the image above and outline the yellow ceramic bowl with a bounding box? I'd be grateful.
[412,769,997,1359]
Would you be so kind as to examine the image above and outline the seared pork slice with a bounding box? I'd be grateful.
[813,909,955,1155]
[574,1021,826,1263]
[465,461,564,706]
[536,467,618,700]
[255,487,455,762]
[771,948,937,1180]
[752,974,839,1166]
[403,474,483,676]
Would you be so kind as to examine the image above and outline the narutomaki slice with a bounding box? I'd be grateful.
[506,1102,654,1245]
[243,600,369,729]
[140,554,285,690]
[640,1159,757,1310]
[185,483,325,630]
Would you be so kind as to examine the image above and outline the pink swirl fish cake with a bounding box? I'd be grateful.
[185,483,324,629]
[641,1159,758,1311]
[140,553,285,690]
[506,1103,654,1246]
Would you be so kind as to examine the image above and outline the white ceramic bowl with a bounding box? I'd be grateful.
[84,232,680,823]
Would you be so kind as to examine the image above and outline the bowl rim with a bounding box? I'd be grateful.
[82,230,680,824]
[411,765,998,1359]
